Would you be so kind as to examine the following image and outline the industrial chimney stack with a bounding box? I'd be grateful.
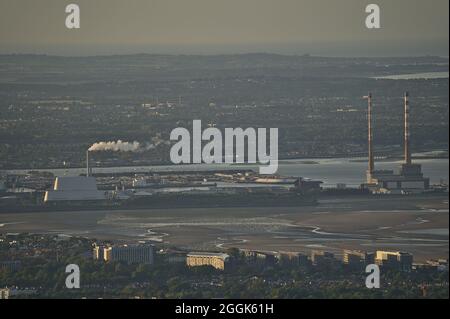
[364,93,374,182]
[86,150,91,177]
[404,92,411,165]
[361,91,429,191]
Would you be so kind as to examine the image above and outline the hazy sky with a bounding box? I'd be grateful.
[0,0,448,56]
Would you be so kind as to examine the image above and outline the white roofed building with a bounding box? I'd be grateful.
[44,176,106,202]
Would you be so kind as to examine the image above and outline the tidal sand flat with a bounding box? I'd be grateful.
[0,195,447,262]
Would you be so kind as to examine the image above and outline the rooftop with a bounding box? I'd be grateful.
[187,252,229,259]
[44,176,106,202]
[53,176,98,191]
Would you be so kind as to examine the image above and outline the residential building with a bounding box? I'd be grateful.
[375,251,413,271]
[103,244,154,264]
[343,250,374,269]
[186,252,229,270]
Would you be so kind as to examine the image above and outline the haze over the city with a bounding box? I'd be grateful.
[0,0,448,56]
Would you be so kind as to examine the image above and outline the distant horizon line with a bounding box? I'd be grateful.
[0,52,449,59]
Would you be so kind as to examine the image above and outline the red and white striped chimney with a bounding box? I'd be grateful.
[404,92,411,165]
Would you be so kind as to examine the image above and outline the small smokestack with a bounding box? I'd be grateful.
[364,93,374,180]
[86,150,90,177]
[404,92,411,164]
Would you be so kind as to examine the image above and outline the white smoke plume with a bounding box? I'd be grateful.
[88,140,143,152]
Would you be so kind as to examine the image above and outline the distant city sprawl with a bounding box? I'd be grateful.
[0,55,447,170]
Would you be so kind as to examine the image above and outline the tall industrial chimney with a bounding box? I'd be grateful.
[364,93,374,181]
[404,92,411,164]
[86,150,90,177]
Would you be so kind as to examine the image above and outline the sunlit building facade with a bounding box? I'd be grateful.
[186,252,229,270]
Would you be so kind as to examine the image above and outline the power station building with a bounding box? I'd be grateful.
[363,92,430,193]
[44,150,106,203]
[44,176,106,203]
